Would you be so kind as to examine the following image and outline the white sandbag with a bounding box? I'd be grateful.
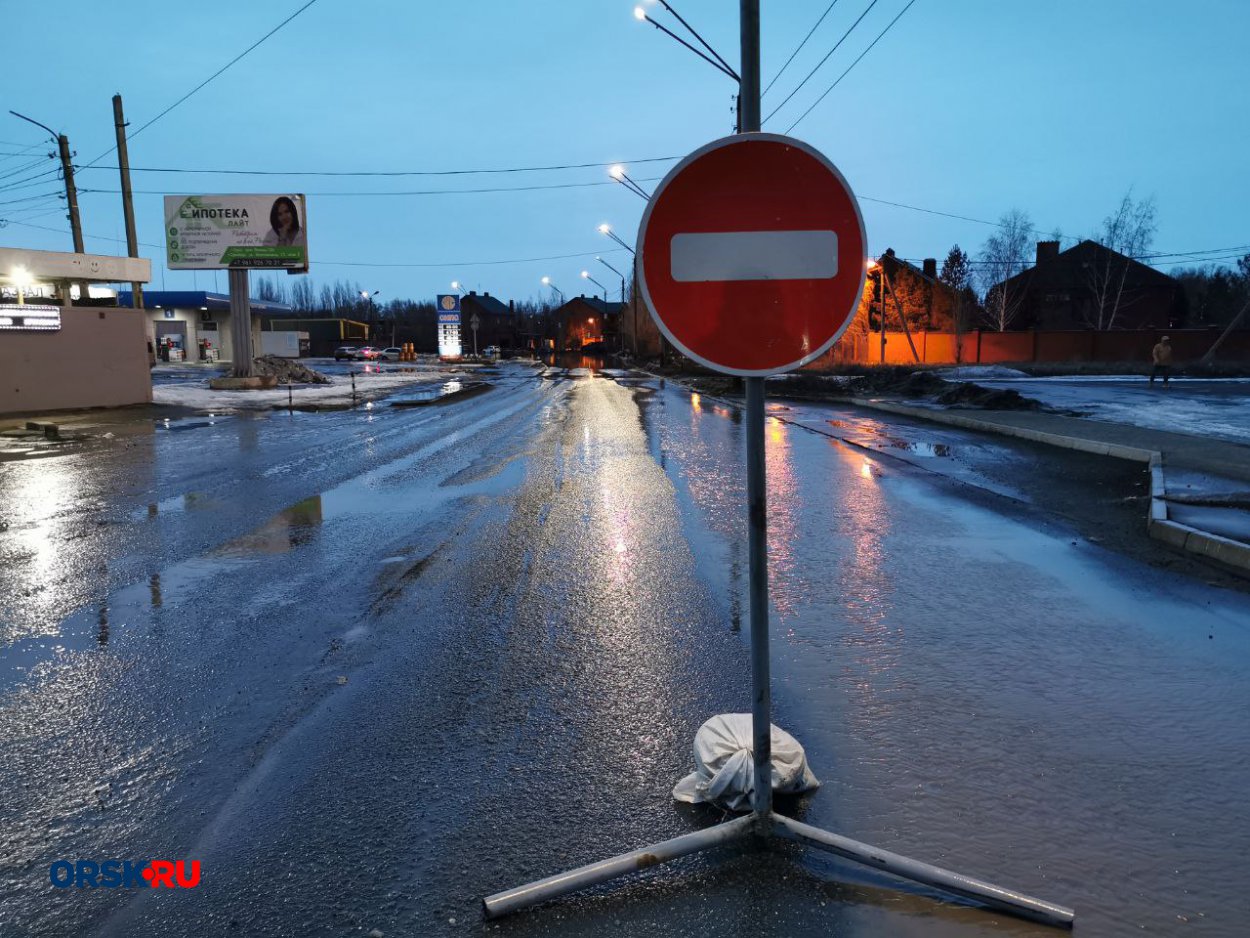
[673,713,819,812]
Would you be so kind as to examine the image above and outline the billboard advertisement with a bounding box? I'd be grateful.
[164,195,308,270]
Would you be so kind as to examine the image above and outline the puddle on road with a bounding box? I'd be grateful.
[388,379,465,404]
[826,419,953,457]
[155,414,232,433]
[131,491,221,521]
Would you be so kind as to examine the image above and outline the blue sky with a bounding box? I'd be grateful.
[4,0,1248,305]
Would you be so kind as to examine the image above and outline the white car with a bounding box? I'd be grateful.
[377,347,404,361]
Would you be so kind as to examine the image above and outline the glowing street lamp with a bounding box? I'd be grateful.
[597,223,635,256]
[607,163,651,202]
[581,269,609,302]
[10,266,32,305]
[450,280,468,296]
[541,276,565,304]
[632,2,739,82]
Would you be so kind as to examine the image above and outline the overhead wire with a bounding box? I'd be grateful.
[763,0,881,125]
[762,0,841,97]
[785,0,920,133]
[0,167,63,193]
[0,191,62,207]
[78,0,323,170]
[76,175,666,198]
[0,156,52,182]
[76,155,683,177]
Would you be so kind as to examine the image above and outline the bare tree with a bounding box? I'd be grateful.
[1085,191,1157,330]
[978,209,1033,331]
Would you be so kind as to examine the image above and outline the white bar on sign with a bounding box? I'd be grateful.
[670,230,838,282]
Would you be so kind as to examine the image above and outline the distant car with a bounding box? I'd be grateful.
[334,346,358,361]
[353,347,382,361]
[483,345,500,358]
[377,347,404,361]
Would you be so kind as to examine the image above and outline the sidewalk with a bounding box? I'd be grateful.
[857,402,1250,482]
[854,398,1250,572]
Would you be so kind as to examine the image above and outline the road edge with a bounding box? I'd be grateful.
[849,398,1250,575]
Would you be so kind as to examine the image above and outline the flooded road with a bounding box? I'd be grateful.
[1,364,1248,936]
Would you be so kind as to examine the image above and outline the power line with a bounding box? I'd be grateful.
[0,167,63,193]
[79,0,323,170]
[76,155,683,178]
[763,0,881,125]
[785,0,920,133]
[762,0,841,97]
[76,175,665,198]
[0,156,52,182]
[316,248,630,269]
[0,190,62,207]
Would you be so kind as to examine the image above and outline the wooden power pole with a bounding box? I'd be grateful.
[9,110,86,300]
[112,94,143,310]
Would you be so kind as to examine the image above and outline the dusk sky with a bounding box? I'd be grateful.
[5,0,1248,306]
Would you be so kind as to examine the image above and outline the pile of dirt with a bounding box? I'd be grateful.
[251,356,331,384]
[846,369,950,398]
[936,382,1041,410]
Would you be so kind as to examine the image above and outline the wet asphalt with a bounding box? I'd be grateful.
[2,363,1249,937]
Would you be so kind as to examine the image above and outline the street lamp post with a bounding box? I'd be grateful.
[580,270,608,302]
[597,255,633,357]
[540,276,564,304]
[607,163,652,202]
[596,223,635,256]
[360,290,383,343]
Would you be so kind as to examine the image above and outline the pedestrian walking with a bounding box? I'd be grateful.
[1150,335,1173,386]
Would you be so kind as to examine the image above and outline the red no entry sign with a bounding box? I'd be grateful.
[636,133,867,376]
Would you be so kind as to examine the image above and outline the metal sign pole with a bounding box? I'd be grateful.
[228,268,254,378]
[738,0,774,825]
[483,0,1073,927]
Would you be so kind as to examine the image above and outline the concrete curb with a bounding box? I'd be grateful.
[850,398,1250,576]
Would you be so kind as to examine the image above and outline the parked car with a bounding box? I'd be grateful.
[353,347,382,361]
[483,345,500,358]
[377,347,404,361]
[333,346,358,361]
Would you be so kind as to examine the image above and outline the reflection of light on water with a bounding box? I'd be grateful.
[765,416,801,617]
[9,456,76,583]
[691,392,702,413]
[830,442,900,724]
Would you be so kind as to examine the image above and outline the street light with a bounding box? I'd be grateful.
[540,276,565,304]
[580,269,609,302]
[597,223,635,256]
[599,255,634,356]
[608,163,651,202]
[451,280,467,296]
[632,2,739,82]
[9,266,31,305]
[595,256,627,301]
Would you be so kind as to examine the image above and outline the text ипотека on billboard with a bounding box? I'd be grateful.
[164,195,309,270]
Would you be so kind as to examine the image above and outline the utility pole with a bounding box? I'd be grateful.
[10,111,86,302]
[112,94,143,310]
[57,134,85,261]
